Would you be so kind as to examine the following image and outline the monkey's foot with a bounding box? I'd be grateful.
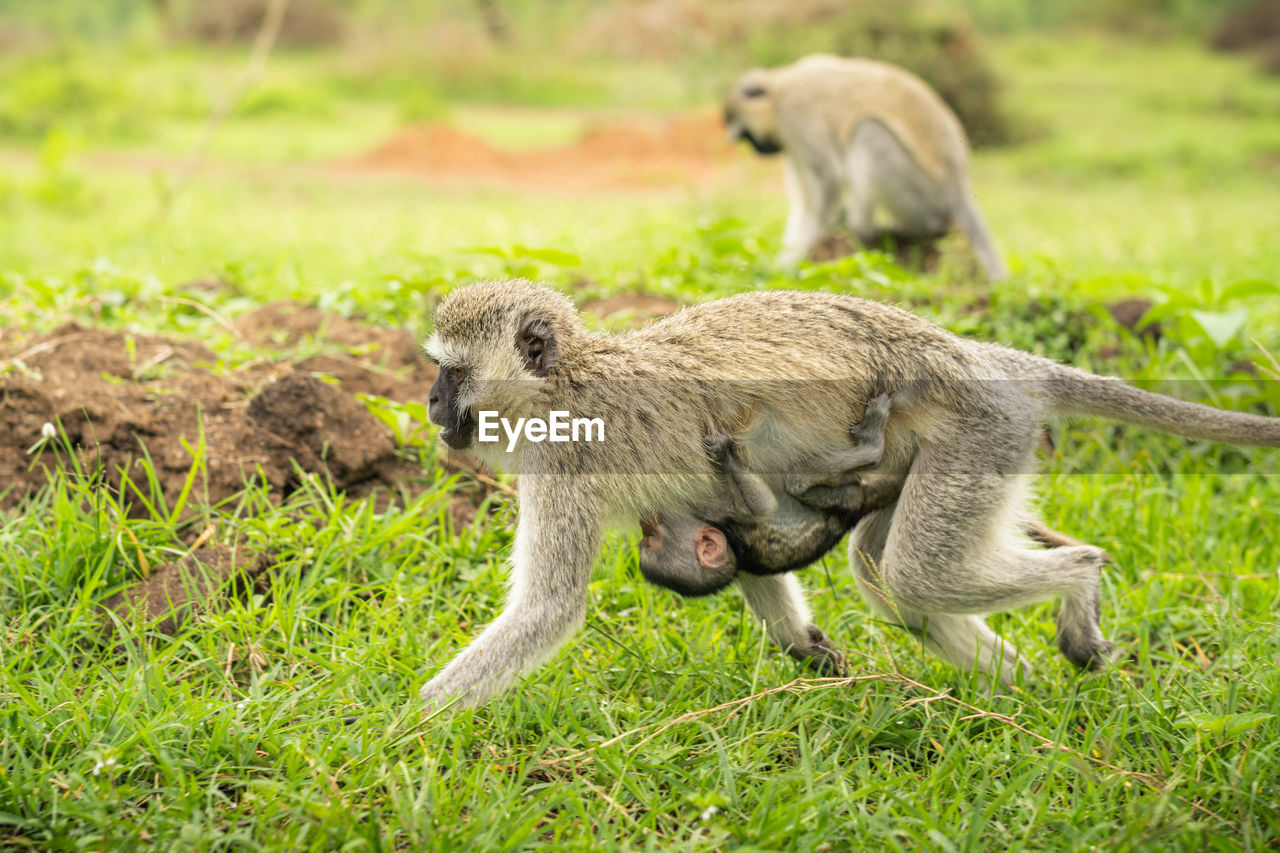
[789,625,849,677]
[1054,635,1116,676]
[791,482,862,511]
[1056,563,1113,671]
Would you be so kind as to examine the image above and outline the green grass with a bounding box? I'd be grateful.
[2,28,1280,852]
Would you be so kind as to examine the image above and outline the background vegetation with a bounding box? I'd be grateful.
[1,1,1278,849]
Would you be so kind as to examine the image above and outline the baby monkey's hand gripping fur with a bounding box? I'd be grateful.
[422,280,1280,709]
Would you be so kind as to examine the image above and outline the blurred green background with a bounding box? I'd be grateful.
[2,2,1280,850]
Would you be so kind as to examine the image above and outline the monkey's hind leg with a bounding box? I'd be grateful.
[1021,516,1115,671]
[850,506,1029,687]
[881,426,1114,677]
[845,119,951,246]
[736,573,847,676]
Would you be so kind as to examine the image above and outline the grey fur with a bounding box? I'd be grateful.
[420,280,1279,707]
[724,54,1009,280]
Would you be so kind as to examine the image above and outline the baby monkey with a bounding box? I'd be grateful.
[639,394,902,598]
[638,393,1091,676]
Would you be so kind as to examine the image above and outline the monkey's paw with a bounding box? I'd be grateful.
[792,625,849,677]
[418,679,469,718]
[849,392,892,440]
[701,431,734,465]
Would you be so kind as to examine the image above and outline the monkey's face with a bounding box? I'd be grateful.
[724,72,784,157]
[426,280,572,453]
[638,513,739,597]
[426,362,478,450]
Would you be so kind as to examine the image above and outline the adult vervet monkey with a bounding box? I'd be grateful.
[422,279,1278,709]
[724,54,1009,279]
[636,401,1085,678]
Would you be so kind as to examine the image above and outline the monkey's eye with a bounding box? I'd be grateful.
[451,367,466,382]
[741,84,766,99]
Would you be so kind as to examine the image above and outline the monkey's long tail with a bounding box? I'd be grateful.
[1046,367,1280,447]
[954,191,1008,282]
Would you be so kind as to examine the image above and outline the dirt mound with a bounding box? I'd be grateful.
[1212,0,1280,52]
[347,111,738,192]
[185,0,346,46]
[101,544,274,636]
[357,125,511,176]
[0,303,438,515]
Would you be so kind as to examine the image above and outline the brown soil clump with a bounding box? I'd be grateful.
[346,111,740,192]
[185,0,346,46]
[0,303,439,515]
[582,293,680,325]
[806,230,941,272]
[101,544,274,635]
[1212,0,1280,52]
[1106,298,1162,341]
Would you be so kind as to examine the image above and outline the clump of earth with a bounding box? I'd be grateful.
[0,301,439,515]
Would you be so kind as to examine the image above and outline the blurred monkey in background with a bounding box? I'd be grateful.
[725,54,1008,280]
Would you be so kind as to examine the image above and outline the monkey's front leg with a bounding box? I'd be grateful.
[419,480,602,711]
[704,430,778,518]
[736,573,847,676]
[777,159,836,268]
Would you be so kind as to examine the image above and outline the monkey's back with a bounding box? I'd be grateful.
[773,54,968,181]
[622,289,968,383]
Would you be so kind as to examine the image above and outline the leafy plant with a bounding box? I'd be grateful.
[358,394,433,447]
[461,243,582,280]
[1143,276,1280,367]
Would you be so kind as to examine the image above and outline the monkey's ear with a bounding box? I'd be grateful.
[517,316,558,376]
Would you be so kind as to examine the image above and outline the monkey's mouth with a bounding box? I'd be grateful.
[639,515,663,551]
[439,411,478,450]
[743,131,783,156]
[440,407,481,448]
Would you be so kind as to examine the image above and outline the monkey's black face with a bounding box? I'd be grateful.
[428,365,477,450]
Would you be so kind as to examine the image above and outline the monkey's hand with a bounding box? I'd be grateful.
[788,624,848,677]
[850,392,892,443]
[701,430,736,466]
[783,392,893,495]
[419,478,600,714]
[789,482,864,512]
